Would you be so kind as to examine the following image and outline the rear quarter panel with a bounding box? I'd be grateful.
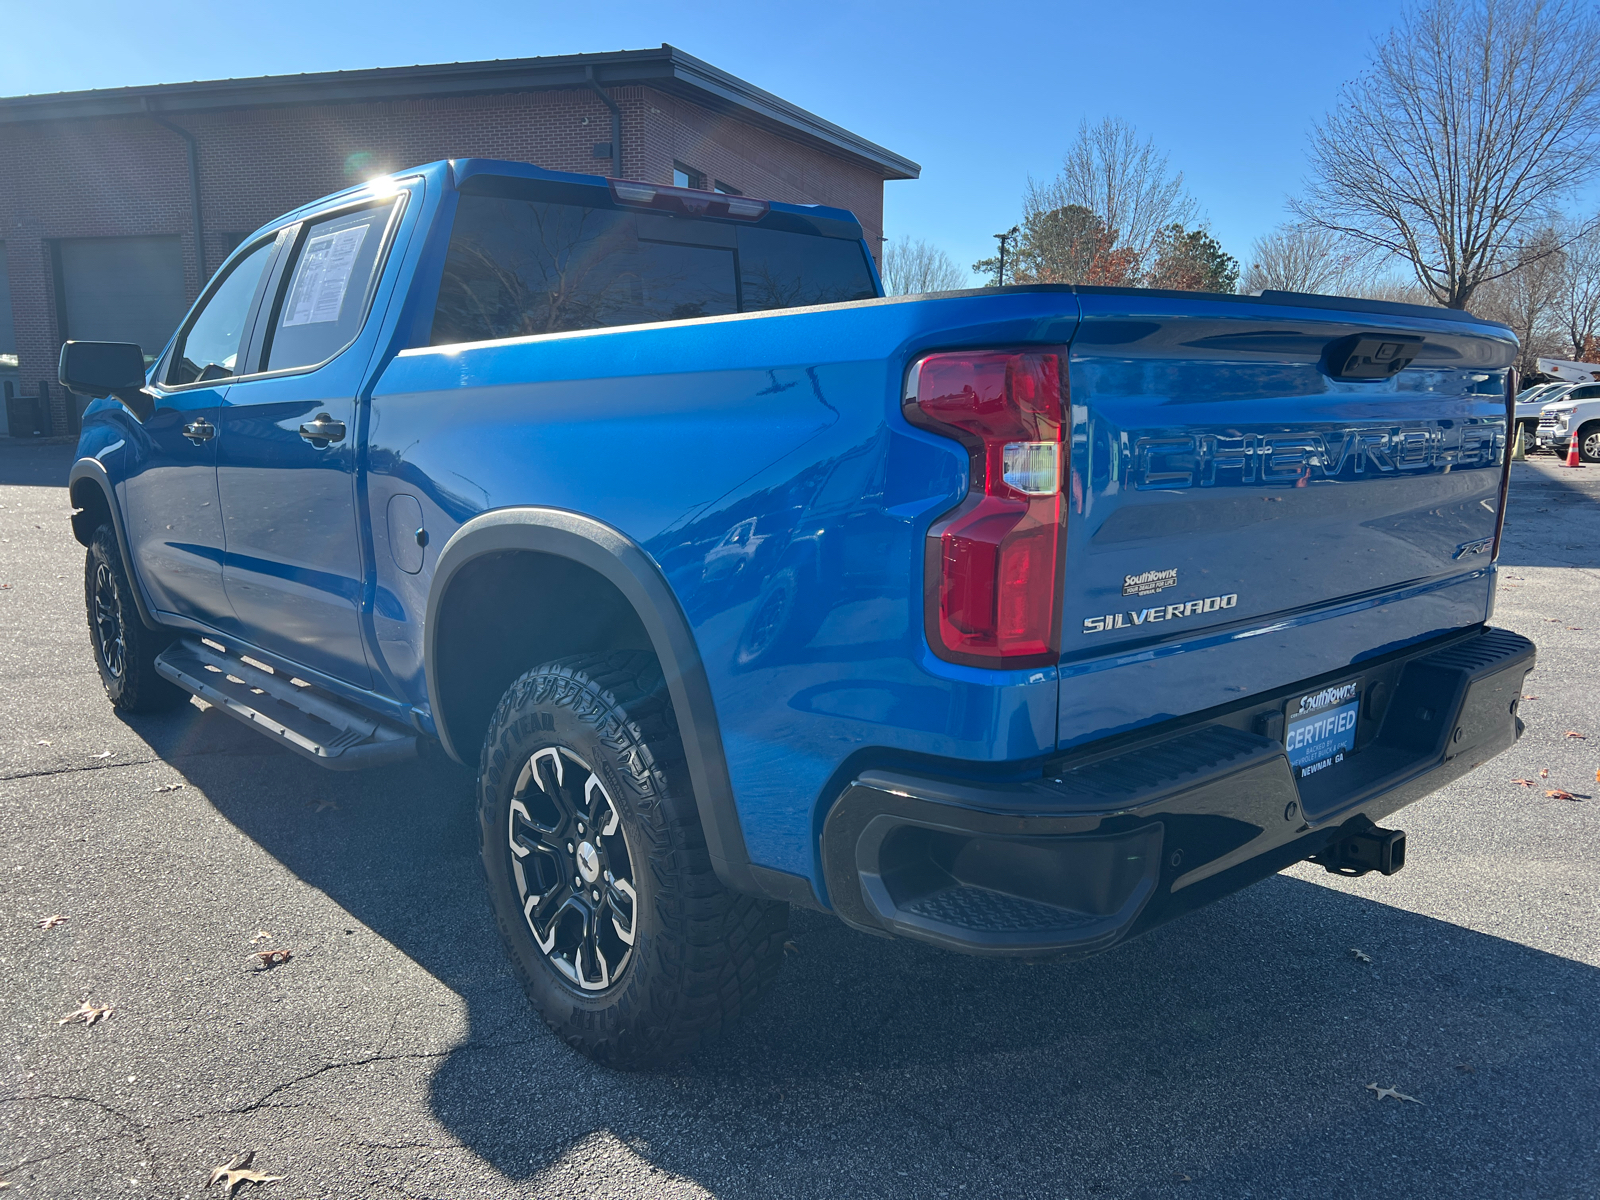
[367,292,1079,886]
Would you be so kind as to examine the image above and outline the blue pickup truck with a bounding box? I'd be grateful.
[62,158,1534,1066]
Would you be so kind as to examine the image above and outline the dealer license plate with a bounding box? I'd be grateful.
[1284,677,1362,779]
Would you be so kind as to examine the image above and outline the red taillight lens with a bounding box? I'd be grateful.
[905,349,1066,668]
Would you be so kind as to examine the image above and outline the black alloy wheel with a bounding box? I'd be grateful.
[506,744,639,992]
[478,650,788,1067]
[91,559,126,682]
[83,524,185,712]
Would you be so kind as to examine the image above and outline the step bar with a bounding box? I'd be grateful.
[155,638,416,770]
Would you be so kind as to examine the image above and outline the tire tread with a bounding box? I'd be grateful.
[478,649,786,1067]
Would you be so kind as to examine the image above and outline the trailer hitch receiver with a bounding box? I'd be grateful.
[1310,825,1406,878]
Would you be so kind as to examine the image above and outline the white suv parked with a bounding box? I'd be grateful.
[1535,382,1600,462]
[1516,383,1571,442]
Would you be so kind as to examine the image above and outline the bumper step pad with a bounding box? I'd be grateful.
[155,638,416,770]
[822,626,1535,957]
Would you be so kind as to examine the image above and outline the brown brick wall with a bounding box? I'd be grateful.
[0,85,886,433]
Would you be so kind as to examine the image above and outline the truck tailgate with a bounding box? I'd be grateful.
[1059,290,1515,749]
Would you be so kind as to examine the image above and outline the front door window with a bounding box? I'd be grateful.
[167,240,276,386]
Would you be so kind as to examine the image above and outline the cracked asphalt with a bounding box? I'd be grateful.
[1,439,1597,1199]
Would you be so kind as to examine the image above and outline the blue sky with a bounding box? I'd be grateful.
[9,0,1410,281]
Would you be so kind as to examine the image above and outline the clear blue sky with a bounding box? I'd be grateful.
[8,0,1410,281]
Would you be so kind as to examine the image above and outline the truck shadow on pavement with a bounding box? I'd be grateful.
[123,703,1599,1198]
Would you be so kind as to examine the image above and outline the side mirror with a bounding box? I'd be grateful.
[59,341,153,420]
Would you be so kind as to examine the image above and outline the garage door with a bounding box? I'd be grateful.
[59,236,188,360]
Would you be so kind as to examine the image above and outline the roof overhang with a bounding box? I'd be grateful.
[0,45,920,181]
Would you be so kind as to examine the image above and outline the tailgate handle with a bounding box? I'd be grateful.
[1322,333,1423,380]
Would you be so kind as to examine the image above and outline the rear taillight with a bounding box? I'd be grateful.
[1492,366,1517,561]
[904,349,1066,669]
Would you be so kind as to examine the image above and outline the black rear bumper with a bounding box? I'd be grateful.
[821,626,1535,957]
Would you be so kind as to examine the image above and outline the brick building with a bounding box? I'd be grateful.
[0,45,918,435]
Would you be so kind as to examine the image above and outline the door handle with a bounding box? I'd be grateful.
[181,417,215,445]
[298,414,347,448]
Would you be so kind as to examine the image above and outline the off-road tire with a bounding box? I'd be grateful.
[84,524,185,712]
[478,650,788,1068]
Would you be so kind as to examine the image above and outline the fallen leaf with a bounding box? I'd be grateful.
[207,1153,250,1188]
[1365,1082,1424,1105]
[208,1151,283,1195]
[35,739,50,746]
[249,930,273,944]
[37,914,68,930]
[1350,948,1373,963]
[1522,695,1540,700]
[783,940,799,955]
[91,751,112,759]
[155,783,185,794]
[1174,1173,1192,1182]
[58,1000,113,1027]
[309,799,338,812]
[1540,768,1551,778]
[1565,731,1587,740]
[1456,1062,1475,1073]
[248,949,292,969]
[1569,627,1584,631]
[1546,789,1584,801]
[1511,778,1537,787]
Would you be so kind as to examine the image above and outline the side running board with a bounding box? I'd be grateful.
[155,638,416,770]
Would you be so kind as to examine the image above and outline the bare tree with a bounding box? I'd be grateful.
[1242,223,1376,295]
[1558,217,1600,358]
[881,237,971,295]
[1294,0,1600,309]
[1350,278,1440,306]
[1471,227,1568,372]
[1029,117,1198,281]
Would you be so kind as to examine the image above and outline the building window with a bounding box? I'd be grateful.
[713,180,742,195]
[672,161,706,190]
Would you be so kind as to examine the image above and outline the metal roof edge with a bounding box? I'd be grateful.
[0,46,920,181]
[654,46,919,180]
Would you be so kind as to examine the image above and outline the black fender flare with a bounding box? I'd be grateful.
[67,455,162,632]
[425,507,778,897]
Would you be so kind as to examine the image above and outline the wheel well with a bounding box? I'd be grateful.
[433,550,654,763]
[69,478,112,547]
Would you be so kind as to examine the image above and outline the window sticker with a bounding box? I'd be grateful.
[282,223,370,327]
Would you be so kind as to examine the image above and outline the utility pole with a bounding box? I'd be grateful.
[993,226,1019,287]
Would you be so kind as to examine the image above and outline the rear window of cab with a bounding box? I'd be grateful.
[430,184,876,345]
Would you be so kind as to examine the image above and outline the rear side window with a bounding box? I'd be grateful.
[736,226,877,311]
[264,202,395,372]
[432,197,735,344]
[431,193,876,346]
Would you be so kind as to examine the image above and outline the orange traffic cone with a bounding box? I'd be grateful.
[1567,437,1583,468]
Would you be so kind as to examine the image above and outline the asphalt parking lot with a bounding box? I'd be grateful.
[1,440,1597,1199]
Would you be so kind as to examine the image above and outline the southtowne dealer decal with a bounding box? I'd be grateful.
[1083,593,1239,634]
